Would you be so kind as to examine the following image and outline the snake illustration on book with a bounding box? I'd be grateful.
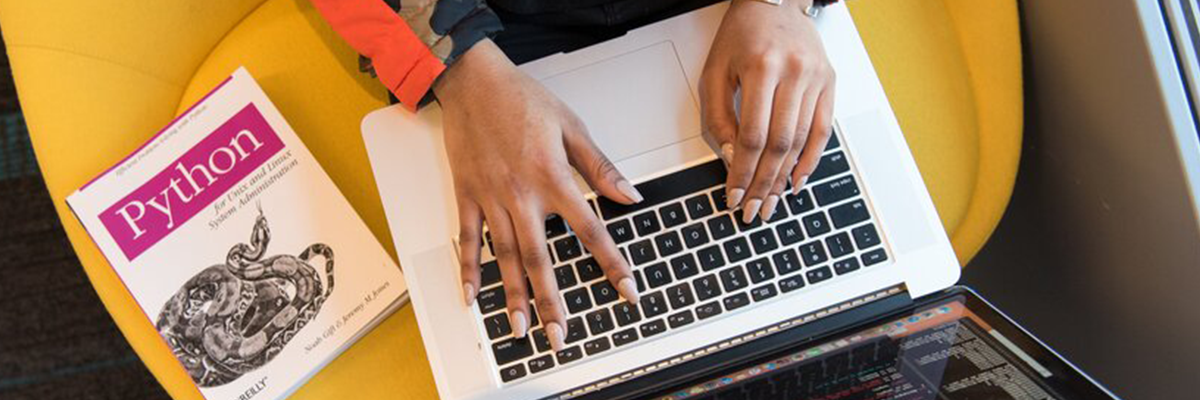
[155,209,335,387]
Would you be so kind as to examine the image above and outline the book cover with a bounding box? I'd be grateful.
[67,67,406,400]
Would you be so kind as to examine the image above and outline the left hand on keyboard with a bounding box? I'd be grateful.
[699,0,837,225]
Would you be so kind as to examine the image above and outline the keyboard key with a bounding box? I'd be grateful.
[734,209,763,231]
[481,261,501,287]
[640,319,668,338]
[532,329,551,352]
[629,239,658,265]
[556,346,584,364]
[711,188,729,211]
[655,231,684,257]
[584,337,612,356]
[852,224,882,249]
[723,237,753,263]
[681,223,710,248]
[862,249,888,266]
[607,220,635,244]
[719,265,749,292]
[576,257,604,282]
[640,292,670,318]
[546,214,569,238]
[586,308,616,335]
[596,160,725,220]
[809,151,850,183]
[695,302,723,320]
[645,262,673,289]
[799,241,829,266]
[670,254,701,280]
[667,310,696,329]
[833,258,861,275]
[723,292,751,311]
[801,212,832,238]
[812,176,860,206]
[830,199,871,229]
[750,284,778,302]
[554,236,583,262]
[484,313,512,339]
[697,246,727,271]
[776,220,805,246]
[693,275,723,301]
[785,190,816,215]
[613,301,642,326]
[659,202,688,228]
[565,317,587,344]
[478,286,506,314]
[565,287,593,314]
[493,336,534,366]
[500,364,527,382]
[767,207,790,227]
[826,232,855,258]
[633,211,662,236]
[591,281,620,305]
[554,265,578,289]
[772,249,803,276]
[528,303,542,326]
[528,355,555,374]
[612,328,639,347]
[749,229,779,254]
[685,194,715,219]
[666,283,696,309]
[806,266,834,284]
[633,270,646,292]
[707,214,737,240]
[779,275,806,293]
[745,258,775,284]
[825,131,841,150]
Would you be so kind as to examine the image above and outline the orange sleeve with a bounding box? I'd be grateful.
[309,0,446,111]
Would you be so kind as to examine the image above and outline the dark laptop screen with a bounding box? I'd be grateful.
[646,299,1065,400]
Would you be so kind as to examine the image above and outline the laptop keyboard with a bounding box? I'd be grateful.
[475,130,891,384]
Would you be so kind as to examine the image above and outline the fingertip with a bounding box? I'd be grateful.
[546,322,567,352]
[463,282,476,306]
[616,179,644,204]
[511,309,529,338]
[617,277,640,304]
[742,198,762,224]
[727,188,746,209]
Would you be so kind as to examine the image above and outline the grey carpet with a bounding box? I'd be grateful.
[0,33,170,400]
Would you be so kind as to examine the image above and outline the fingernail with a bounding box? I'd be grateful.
[511,310,528,338]
[727,188,745,208]
[742,198,762,224]
[761,195,779,221]
[617,277,640,303]
[796,175,809,194]
[546,322,567,352]
[721,143,735,162]
[617,180,644,203]
[463,283,476,306]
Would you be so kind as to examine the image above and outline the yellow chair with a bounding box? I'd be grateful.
[0,0,1021,398]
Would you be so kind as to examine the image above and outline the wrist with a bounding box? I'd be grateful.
[433,39,514,104]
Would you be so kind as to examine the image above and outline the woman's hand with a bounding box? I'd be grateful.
[700,0,836,223]
[434,40,642,352]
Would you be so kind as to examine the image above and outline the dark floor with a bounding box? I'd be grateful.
[0,40,170,399]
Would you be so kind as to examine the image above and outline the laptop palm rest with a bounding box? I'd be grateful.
[539,40,703,165]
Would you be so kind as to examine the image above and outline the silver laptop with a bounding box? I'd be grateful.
[361,3,959,400]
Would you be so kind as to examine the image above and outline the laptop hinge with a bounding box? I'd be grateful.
[554,284,911,400]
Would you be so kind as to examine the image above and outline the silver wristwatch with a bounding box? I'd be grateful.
[753,0,822,18]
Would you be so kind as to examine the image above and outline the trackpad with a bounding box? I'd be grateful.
[540,41,702,164]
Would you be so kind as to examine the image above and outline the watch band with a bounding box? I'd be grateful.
[751,0,838,17]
